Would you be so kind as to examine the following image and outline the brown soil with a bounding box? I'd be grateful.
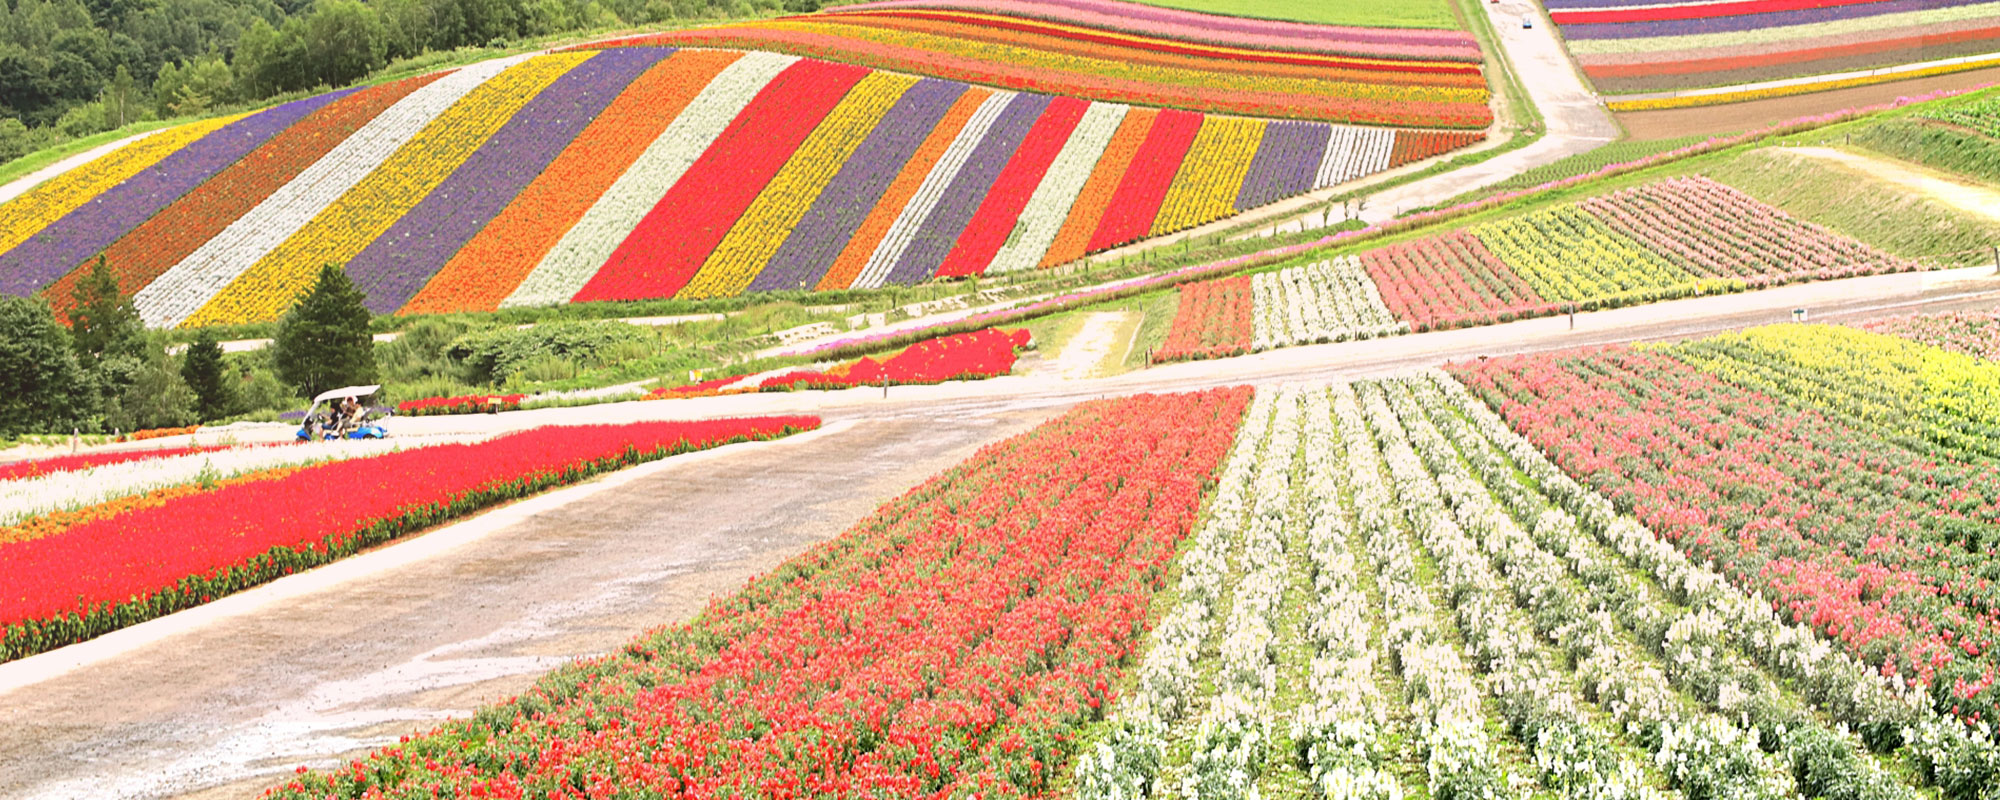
[1616,65,2000,140]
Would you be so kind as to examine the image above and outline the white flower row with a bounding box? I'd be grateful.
[850,91,1014,290]
[1291,389,1400,800]
[1180,387,1302,800]
[1330,383,1504,800]
[1422,368,2000,789]
[1251,256,1406,352]
[1073,390,1274,800]
[137,55,531,327]
[1314,126,1394,190]
[986,101,1127,274]
[0,438,431,526]
[1367,378,1765,800]
[503,51,800,308]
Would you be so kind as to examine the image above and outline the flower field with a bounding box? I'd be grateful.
[0,417,816,663]
[758,328,1031,390]
[1154,274,1253,361]
[1451,322,2000,735]
[0,0,1488,328]
[256,373,2000,799]
[1861,310,2000,360]
[576,0,1490,128]
[395,393,528,415]
[0,34,1483,327]
[1548,0,2000,104]
[1155,175,1921,360]
[264,388,1252,799]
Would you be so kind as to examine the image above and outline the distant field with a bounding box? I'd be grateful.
[1133,0,1461,29]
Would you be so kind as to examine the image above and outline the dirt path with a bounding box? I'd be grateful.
[1231,0,1619,240]
[1616,66,2000,141]
[1055,311,1131,380]
[0,408,1061,800]
[1783,146,2000,223]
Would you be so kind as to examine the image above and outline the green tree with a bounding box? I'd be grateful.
[180,329,232,422]
[273,263,376,398]
[103,338,196,432]
[0,117,29,162]
[0,296,95,436]
[67,253,145,366]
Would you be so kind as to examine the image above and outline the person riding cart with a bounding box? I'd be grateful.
[296,385,390,442]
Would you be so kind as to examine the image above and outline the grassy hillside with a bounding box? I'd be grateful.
[1704,147,2000,267]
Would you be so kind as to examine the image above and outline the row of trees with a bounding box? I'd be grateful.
[0,260,376,438]
[0,0,816,161]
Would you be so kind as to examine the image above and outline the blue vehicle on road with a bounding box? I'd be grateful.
[297,385,391,442]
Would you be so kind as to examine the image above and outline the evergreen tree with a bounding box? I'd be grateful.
[67,253,144,366]
[0,296,94,436]
[273,263,376,399]
[180,329,231,422]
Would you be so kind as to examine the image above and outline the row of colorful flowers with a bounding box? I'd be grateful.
[1860,310,2000,361]
[1093,375,1950,798]
[263,388,1250,798]
[1553,0,2000,101]
[575,4,1491,128]
[1449,323,2000,730]
[394,393,526,415]
[758,328,1030,390]
[0,416,816,663]
[1154,174,1920,357]
[0,43,1483,328]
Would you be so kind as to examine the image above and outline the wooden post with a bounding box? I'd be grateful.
[1568,304,1575,330]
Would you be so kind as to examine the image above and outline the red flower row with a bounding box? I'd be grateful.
[394,393,528,416]
[265,388,1251,799]
[759,328,1031,390]
[0,416,818,662]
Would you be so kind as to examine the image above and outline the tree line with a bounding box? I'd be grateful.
[0,0,816,162]
[0,260,377,437]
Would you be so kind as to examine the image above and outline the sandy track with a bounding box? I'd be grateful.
[1615,65,2000,140]
[1055,311,1131,380]
[1782,146,2000,223]
[0,408,1060,800]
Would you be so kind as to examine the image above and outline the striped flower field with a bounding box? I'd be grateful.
[1546,0,2000,105]
[0,15,1482,329]
[1153,175,1923,361]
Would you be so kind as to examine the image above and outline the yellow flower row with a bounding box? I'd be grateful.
[0,113,247,256]
[1606,55,2000,112]
[681,71,919,300]
[1474,206,1694,302]
[182,54,588,327]
[1149,115,1260,236]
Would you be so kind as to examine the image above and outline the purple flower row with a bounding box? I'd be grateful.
[347,48,671,314]
[750,78,967,293]
[883,92,1050,285]
[1234,120,1329,212]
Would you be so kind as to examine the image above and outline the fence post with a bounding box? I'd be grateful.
[1992,245,1999,276]
[1568,304,1575,330]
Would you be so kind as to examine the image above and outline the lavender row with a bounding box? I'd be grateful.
[1234,120,1329,212]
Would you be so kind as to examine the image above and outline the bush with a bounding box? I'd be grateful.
[445,320,651,386]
